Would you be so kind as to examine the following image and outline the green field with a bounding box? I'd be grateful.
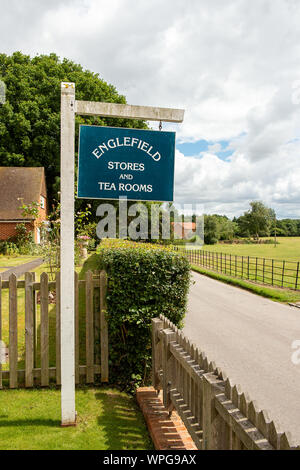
[184,237,300,290]
[202,237,300,261]
[0,387,152,450]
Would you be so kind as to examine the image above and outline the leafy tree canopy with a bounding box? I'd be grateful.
[0,52,147,207]
[236,201,275,240]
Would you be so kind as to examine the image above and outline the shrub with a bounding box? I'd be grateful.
[96,239,191,390]
[15,223,33,246]
[204,233,218,245]
[0,241,19,256]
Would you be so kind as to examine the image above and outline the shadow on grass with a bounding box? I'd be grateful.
[95,390,153,450]
[0,418,60,428]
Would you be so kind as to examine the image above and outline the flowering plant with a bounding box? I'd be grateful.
[77,235,91,241]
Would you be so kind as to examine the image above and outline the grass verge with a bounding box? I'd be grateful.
[191,265,300,303]
[0,386,153,450]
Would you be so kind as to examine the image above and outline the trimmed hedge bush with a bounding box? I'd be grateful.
[97,240,191,390]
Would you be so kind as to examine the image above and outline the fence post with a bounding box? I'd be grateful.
[202,373,228,450]
[75,271,80,385]
[247,256,250,279]
[295,262,299,290]
[9,274,18,389]
[152,318,163,390]
[86,270,94,384]
[41,272,49,387]
[281,261,285,288]
[0,275,2,389]
[32,272,37,368]
[162,328,176,411]
[272,259,274,286]
[25,272,34,388]
[100,270,109,383]
[56,272,61,386]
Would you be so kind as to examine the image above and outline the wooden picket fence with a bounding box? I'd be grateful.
[152,315,299,450]
[0,270,108,389]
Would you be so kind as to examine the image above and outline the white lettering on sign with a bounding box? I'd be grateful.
[107,161,145,171]
[119,174,133,180]
[92,137,161,161]
[98,182,116,191]
[98,182,153,193]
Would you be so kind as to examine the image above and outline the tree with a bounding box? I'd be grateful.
[0,52,147,207]
[212,214,238,241]
[204,215,218,245]
[237,201,274,240]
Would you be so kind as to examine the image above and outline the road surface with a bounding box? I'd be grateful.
[184,271,300,445]
[1,258,43,280]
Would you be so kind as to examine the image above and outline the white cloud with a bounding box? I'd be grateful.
[1,0,300,217]
[174,142,300,218]
[207,143,222,154]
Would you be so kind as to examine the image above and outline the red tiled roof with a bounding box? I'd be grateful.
[0,167,46,220]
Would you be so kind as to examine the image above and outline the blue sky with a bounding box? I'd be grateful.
[177,140,233,160]
[1,0,300,218]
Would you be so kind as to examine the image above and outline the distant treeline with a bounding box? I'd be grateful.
[191,201,300,245]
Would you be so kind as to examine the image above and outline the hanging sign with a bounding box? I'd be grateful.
[77,125,175,202]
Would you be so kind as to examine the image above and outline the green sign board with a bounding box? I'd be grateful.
[77,125,175,201]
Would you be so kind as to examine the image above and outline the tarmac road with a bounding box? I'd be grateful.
[184,271,300,445]
[1,258,43,280]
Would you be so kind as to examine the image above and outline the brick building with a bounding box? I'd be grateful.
[171,222,196,240]
[0,167,48,243]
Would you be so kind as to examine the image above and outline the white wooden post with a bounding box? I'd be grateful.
[60,82,76,426]
[59,80,184,426]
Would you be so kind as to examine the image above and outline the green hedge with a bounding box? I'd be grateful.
[97,240,191,390]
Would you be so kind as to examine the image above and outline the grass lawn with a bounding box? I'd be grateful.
[192,265,300,303]
[0,386,153,450]
[202,237,300,261]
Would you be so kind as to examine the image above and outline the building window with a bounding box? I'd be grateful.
[40,196,45,209]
